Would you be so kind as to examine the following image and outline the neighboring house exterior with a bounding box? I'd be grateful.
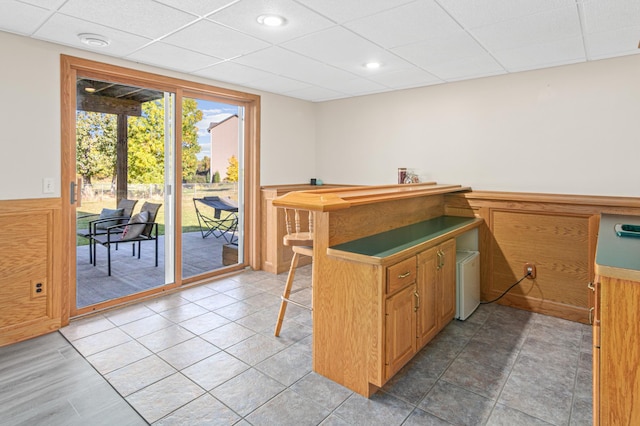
[207,114,239,183]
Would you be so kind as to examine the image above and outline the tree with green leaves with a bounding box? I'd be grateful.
[180,98,202,182]
[76,111,117,184]
[127,98,202,183]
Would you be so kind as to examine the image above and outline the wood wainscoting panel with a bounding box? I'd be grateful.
[491,210,590,311]
[445,191,640,324]
[0,198,62,347]
[328,195,445,247]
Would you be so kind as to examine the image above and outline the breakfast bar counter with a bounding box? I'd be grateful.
[273,182,482,397]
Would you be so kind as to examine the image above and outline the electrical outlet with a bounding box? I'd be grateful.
[31,279,47,299]
[524,263,536,279]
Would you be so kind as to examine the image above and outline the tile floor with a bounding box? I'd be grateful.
[8,266,593,425]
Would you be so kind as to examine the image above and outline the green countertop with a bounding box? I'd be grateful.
[330,216,478,258]
[596,213,640,280]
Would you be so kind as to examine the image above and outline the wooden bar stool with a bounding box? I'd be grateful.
[274,208,313,337]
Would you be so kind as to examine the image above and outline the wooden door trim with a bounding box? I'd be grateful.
[61,55,261,320]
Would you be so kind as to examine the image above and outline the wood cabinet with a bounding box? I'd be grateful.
[273,184,482,397]
[385,283,417,377]
[593,214,640,425]
[417,239,456,347]
[384,239,456,380]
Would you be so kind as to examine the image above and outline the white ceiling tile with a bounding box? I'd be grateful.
[320,78,388,95]
[494,37,586,72]
[207,0,335,44]
[584,26,640,60]
[58,0,197,39]
[392,31,489,69]
[345,0,462,49]
[194,62,279,86]
[294,0,415,24]
[580,0,640,34]
[425,53,506,81]
[33,13,152,56]
[0,1,51,35]
[243,75,311,93]
[153,0,237,17]
[235,47,358,85]
[162,20,269,60]
[438,0,576,29]
[19,0,67,10]
[283,85,348,102]
[0,0,637,101]
[366,68,443,90]
[471,6,582,52]
[282,26,415,76]
[126,42,223,73]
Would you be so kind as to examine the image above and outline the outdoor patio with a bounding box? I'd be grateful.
[76,231,236,308]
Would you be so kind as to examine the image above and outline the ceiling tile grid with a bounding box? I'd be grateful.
[1,0,638,101]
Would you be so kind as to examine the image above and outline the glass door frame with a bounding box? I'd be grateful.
[61,55,261,319]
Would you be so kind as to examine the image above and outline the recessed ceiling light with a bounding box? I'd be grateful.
[78,33,110,47]
[365,62,382,70]
[257,14,286,27]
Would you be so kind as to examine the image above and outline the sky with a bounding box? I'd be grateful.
[193,99,239,160]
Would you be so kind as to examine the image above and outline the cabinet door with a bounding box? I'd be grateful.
[385,284,417,379]
[438,239,456,326]
[416,246,438,348]
[599,276,640,425]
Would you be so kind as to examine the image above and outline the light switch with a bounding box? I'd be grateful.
[43,178,54,194]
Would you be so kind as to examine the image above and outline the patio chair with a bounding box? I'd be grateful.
[90,202,162,276]
[193,196,239,243]
[76,198,138,263]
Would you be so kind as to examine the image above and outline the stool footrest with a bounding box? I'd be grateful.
[280,295,312,310]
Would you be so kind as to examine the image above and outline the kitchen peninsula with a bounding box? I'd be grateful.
[273,183,483,397]
[593,213,640,425]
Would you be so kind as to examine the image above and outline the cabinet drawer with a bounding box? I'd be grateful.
[387,257,417,294]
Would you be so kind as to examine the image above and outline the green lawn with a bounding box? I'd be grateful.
[76,186,237,246]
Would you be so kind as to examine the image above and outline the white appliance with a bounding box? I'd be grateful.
[455,250,480,320]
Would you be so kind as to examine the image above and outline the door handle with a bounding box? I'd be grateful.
[70,181,76,204]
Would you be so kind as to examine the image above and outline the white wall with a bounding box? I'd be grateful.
[3,30,639,199]
[0,33,61,200]
[315,55,640,197]
[0,31,317,200]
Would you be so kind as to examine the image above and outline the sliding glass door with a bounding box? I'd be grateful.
[74,77,175,308]
[63,55,260,318]
[181,96,244,280]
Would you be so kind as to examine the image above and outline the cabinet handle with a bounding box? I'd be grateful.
[439,250,445,268]
[436,251,442,270]
[398,271,411,279]
[589,307,594,325]
[587,282,595,292]
[414,291,420,312]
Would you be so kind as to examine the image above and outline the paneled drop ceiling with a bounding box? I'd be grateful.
[2,0,639,102]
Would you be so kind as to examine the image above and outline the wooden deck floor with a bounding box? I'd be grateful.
[76,231,236,308]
